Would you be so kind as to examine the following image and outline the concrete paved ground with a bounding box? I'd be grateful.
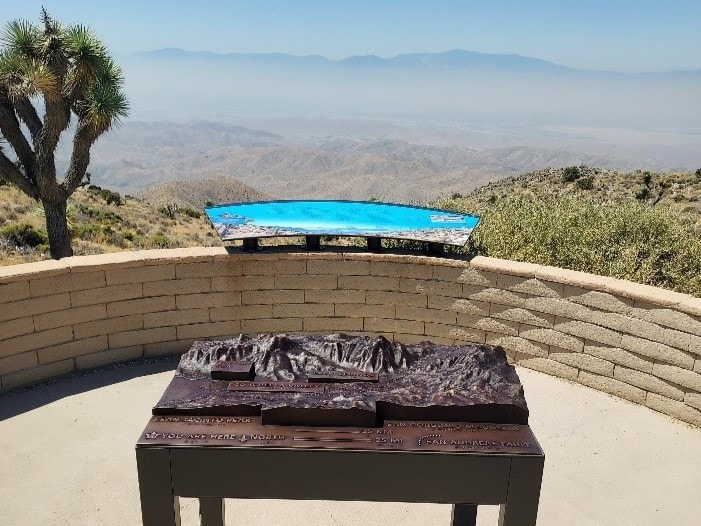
[1,359,699,526]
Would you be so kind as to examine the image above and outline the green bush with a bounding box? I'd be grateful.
[634,187,651,200]
[180,207,202,219]
[464,196,701,296]
[576,176,594,190]
[0,223,48,248]
[151,234,171,248]
[158,204,178,219]
[561,166,582,183]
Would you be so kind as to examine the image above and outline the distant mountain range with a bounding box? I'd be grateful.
[129,48,700,76]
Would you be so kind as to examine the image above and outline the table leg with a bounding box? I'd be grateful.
[136,448,181,526]
[498,457,544,526]
[200,497,225,526]
[451,504,477,525]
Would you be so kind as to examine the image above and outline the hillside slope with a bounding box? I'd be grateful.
[135,176,271,209]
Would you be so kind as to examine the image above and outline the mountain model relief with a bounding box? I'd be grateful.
[154,334,529,426]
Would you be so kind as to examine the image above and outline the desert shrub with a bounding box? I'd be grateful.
[0,223,48,248]
[464,196,701,296]
[151,233,171,248]
[204,200,214,207]
[158,203,178,219]
[634,187,651,200]
[561,166,582,183]
[180,207,202,219]
[87,186,122,206]
[576,176,594,190]
[450,192,463,199]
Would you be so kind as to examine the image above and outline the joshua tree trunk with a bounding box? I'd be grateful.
[42,199,73,258]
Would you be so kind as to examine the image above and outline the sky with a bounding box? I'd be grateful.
[0,0,699,72]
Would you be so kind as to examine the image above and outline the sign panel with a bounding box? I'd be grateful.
[204,200,480,246]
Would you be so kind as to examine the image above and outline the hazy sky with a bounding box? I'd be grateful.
[1,0,699,72]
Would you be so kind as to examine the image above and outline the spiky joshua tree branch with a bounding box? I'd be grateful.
[0,10,128,258]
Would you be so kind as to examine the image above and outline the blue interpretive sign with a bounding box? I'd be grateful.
[204,200,480,246]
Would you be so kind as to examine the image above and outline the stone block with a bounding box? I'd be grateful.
[240,318,303,333]
[427,296,489,316]
[72,283,141,308]
[175,260,241,279]
[29,271,105,297]
[365,318,423,335]
[677,297,701,318]
[211,275,275,292]
[306,289,365,304]
[396,306,456,325]
[490,307,553,328]
[0,326,73,358]
[210,305,273,322]
[519,327,583,352]
[497,276,562,298]
[534,266,613,290]
[0,317,34,340]
[242,289,304,305]
[106,264,174,286]
[470,257,538,277]
[486,336,548,358]
[613,366,684,401]
[399,278,463,297]
[107,296,175,318]
[0,281,30,304]
[435,266,496,287]
[550,352,614,376]
[75,345,143,370]
[620,334,694,369]
[370,261,432,279]
[578,371,647,404]
[1,359,73,391]
[555,320,622,347]
[366,290,427,307]
[518,358,578,381]
[685,393,701,412]
[176,292,242,309]
[242,260,306,275]
[74,314,143,340]
[523,296,591,320]
[275,274,337,290]
[652,364,701,392]
[646,393,701,427]
[468,288,526,308]
[273,303,335,318]
[34,304,106,331]
[584,345,653,374]
[108,326,175,348]
[143,278,210,297]
[424,323,485,343]
[338,275,399,292]
[37,335,108,364]
[607,279,690,307]
[455,314,515,337]
[685,333,701,357]
[176,321,240,340]
[144,340,195,357]
[568,290,633,314]
[630,307,701,337]
[303,317,364,332]
[0,351,38,375]
[307,260,369,276]
[143,308,210,328]
[695,360,701,374]
[335,303,394,319]
[0,293,71,323]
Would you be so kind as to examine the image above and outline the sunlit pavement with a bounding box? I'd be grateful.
[1,360,699,526]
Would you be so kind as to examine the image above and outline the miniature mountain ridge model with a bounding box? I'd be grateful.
[154,334,529,427]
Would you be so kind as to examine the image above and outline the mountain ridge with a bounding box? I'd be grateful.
[129,47,700,75]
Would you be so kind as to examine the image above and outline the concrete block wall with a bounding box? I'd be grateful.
[1,247,700,426]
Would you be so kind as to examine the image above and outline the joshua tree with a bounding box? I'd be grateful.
[0,10,128,258]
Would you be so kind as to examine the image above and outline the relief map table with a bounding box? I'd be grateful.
[135,334,545,526]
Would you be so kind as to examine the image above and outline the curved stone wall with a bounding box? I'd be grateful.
[1,247,700,426]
